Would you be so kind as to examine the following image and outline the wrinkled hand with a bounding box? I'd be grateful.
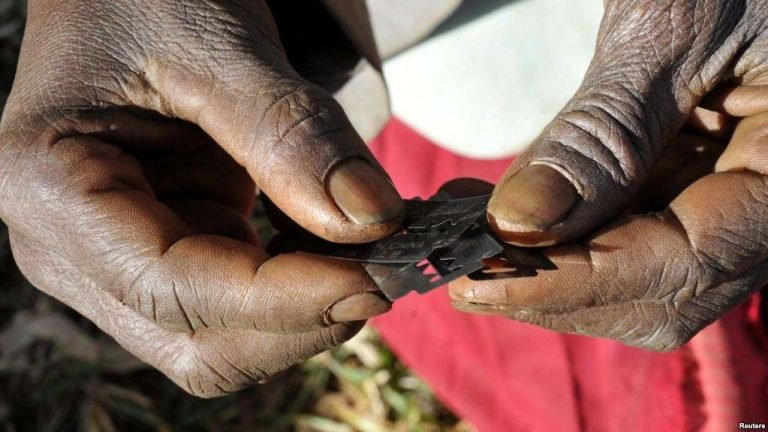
[451,0,768,351]
[0,0,403,396]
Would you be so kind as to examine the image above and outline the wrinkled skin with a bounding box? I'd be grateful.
[6,0,768,399]
[451,0,768,351]
[0,0,404,397]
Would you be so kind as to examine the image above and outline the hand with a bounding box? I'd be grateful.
[0,0,403,397]
[451,0,768,351]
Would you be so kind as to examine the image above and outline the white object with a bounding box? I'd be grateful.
[383,0,604,158]
[367,0,462,58]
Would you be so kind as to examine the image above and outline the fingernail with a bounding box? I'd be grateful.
[489,165,579,236]
[328,292,391,323]
[327,159,404,225]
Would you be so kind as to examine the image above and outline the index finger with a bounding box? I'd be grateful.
[1,135,390,334]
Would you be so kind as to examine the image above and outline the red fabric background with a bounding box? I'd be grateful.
[370,118,768,432]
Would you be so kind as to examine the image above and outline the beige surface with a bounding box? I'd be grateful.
[366,0,462,58]
[333,60,392,144]
[383,0,604,158]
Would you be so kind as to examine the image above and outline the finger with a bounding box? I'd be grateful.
[488,2,745,246]
[82,110,216,154]
[624,132,723,213]
[50,112,261,217]
[145,141,257,215]
[164,198,261,246]
[2,136,390,333]
[454,174,768,351]
[161,324,362,397]
[437,178,495,198]
[701,85,768,118]
[452,114,768,350]
[263,177,498,234]
[140,4,403,243]
[715,112,768,175]
[684,107,736,141]
[4,0,403,243]
[3,106,258,215]
[260,193,310,237]
[10,232,361,398]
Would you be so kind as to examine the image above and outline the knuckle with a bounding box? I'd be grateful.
[643,326,693,352]
[674,174,768,284]
[654,328,693,352]
[633,305,697,352]
[315,323,361,352]
[126,258,204,332]
[688,221,763,283]
[527,90,652,208]
[0,133,26,222]
[169,349,252,398]
[555,92,648,187]
[161,0,281,58]
[240,78,359,180]
[526,311,561,331]
[259,81,347,145]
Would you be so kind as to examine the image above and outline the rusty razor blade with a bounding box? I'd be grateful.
[291,193,557,301]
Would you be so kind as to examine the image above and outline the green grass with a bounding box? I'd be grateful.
[0,2,469,431]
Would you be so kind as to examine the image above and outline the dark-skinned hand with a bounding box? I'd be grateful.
[0,0,403,397]
[451,0,768,352]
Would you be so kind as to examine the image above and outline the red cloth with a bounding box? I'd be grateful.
[370,118,768,432]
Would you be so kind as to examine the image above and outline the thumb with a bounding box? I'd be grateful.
[139,5,403,243]
[489,1,745,246]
